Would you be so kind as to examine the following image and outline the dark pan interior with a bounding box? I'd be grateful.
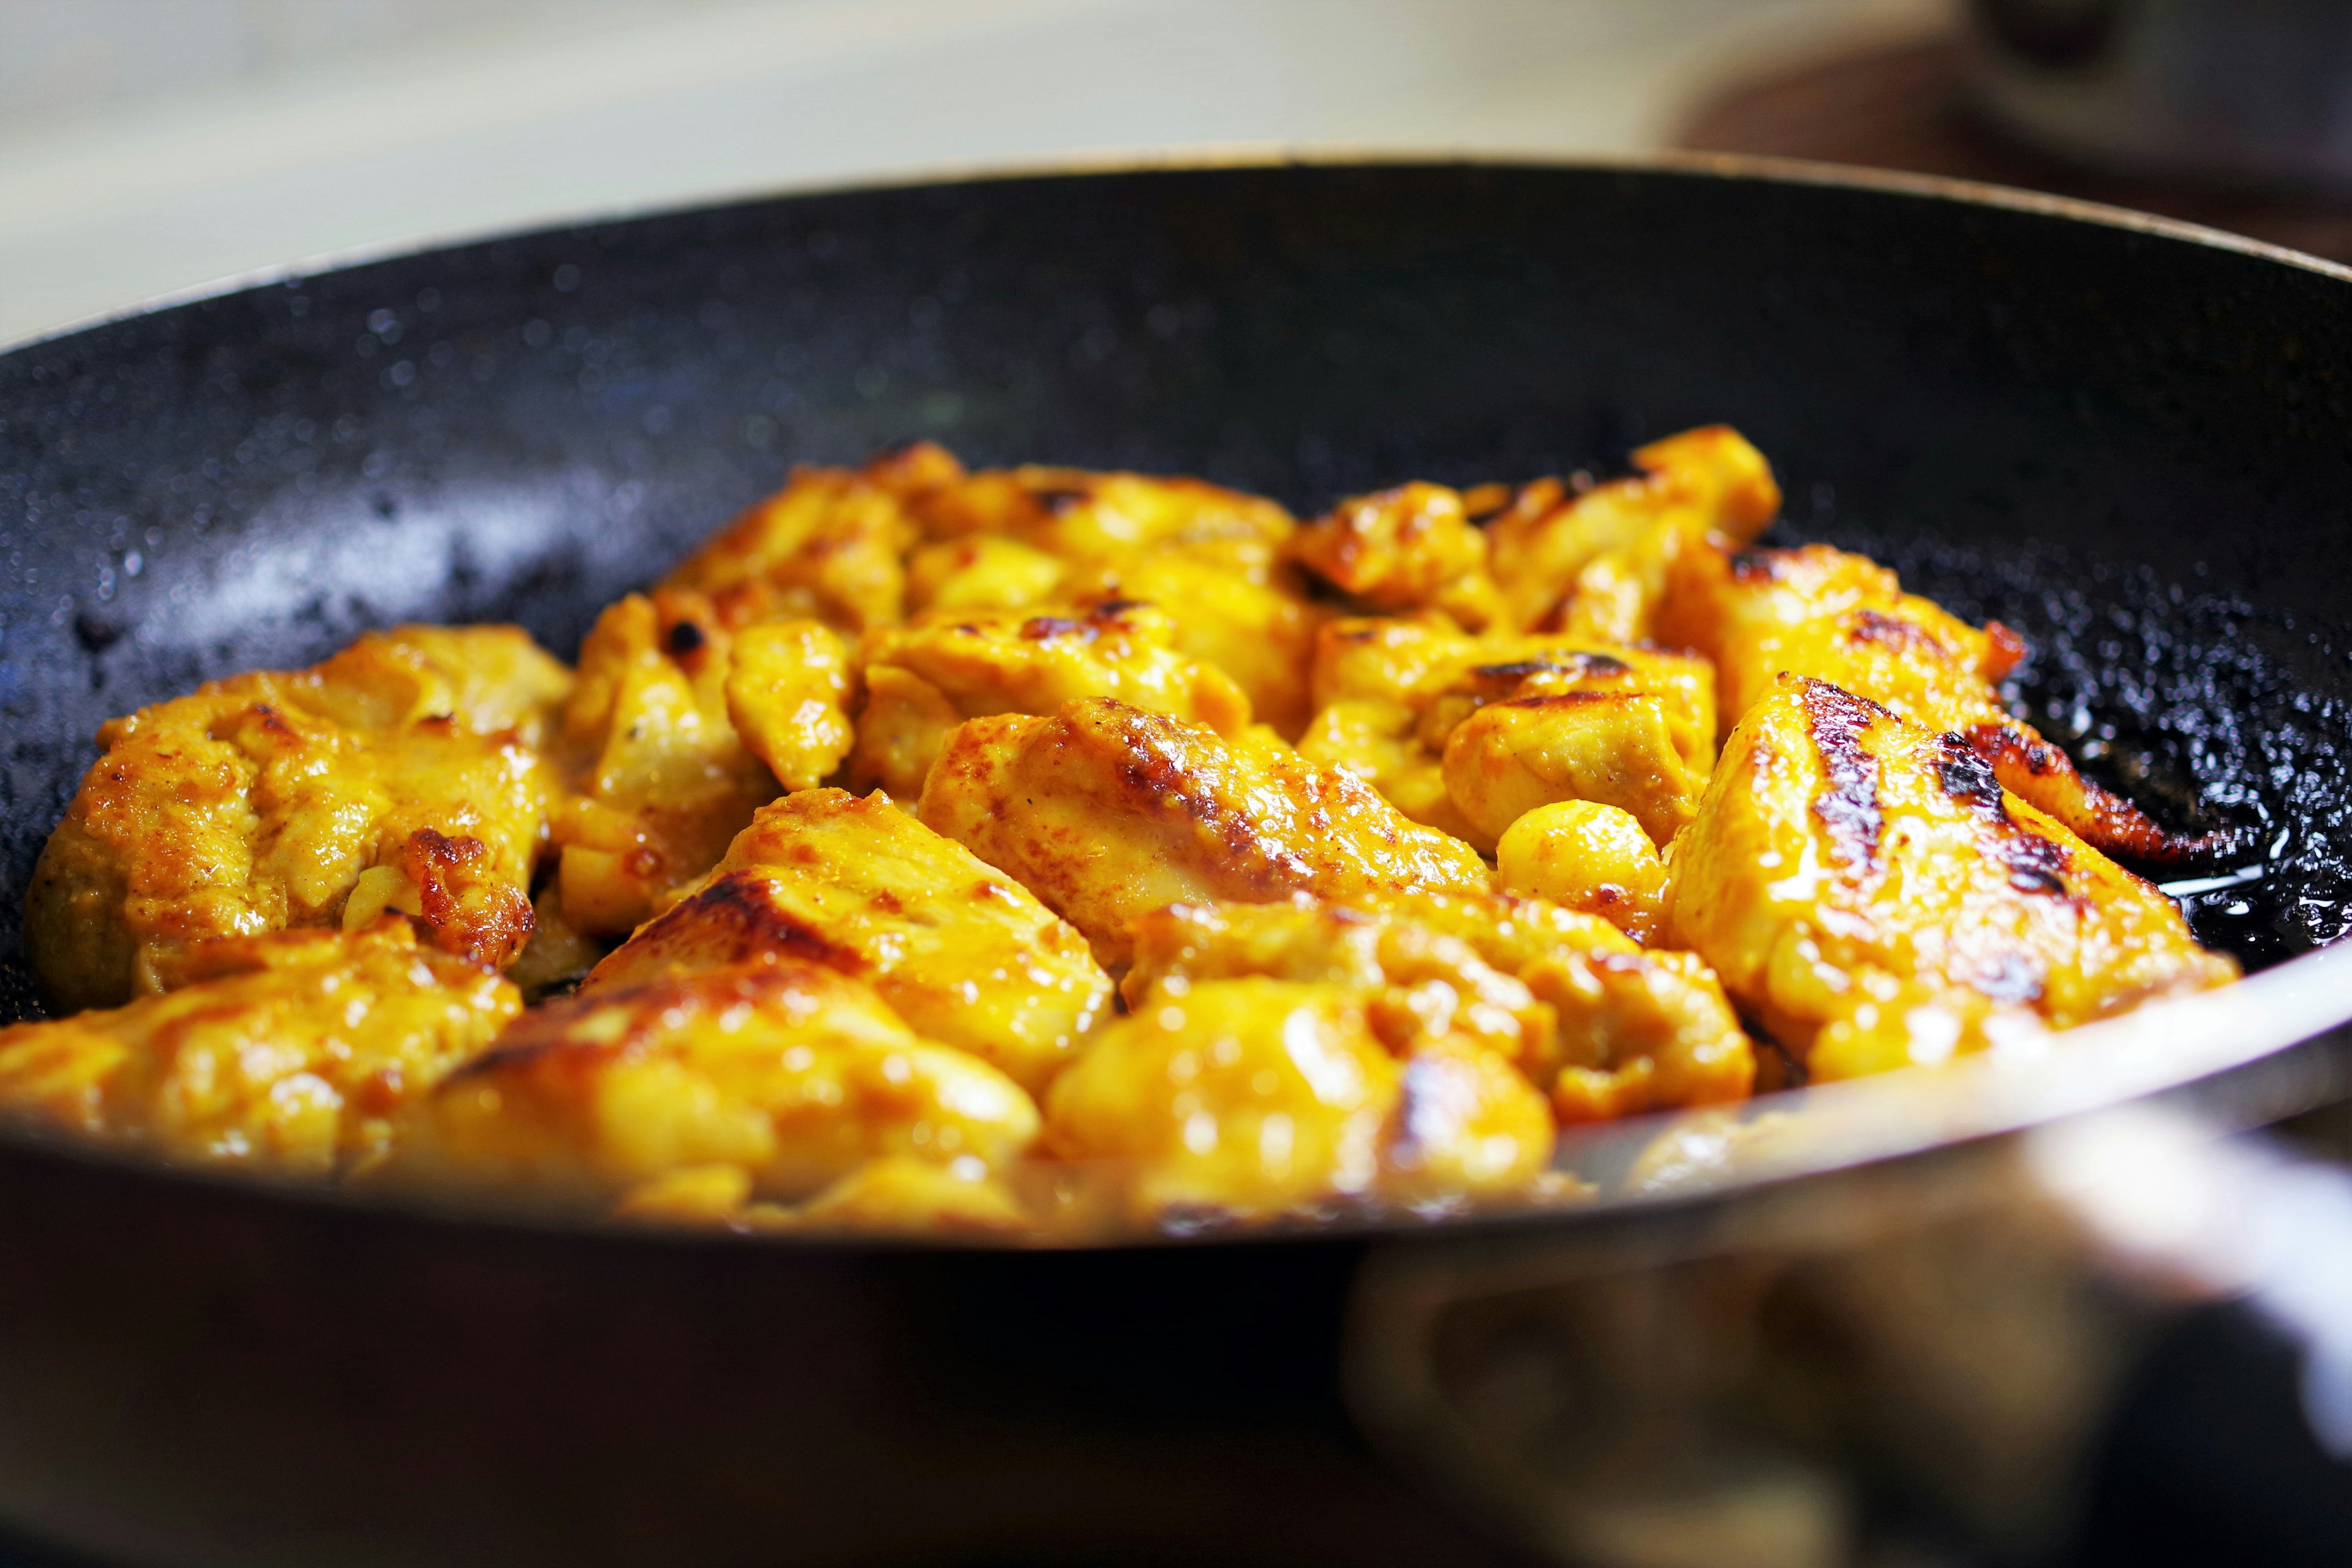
[2,159,2350,1022]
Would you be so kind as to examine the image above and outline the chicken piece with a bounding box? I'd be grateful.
[28,625,570,1010]
[913,461,1296,564]
[660,444,952,634]
[722,619,856,791]
[904,461,1322,736]
[1442,668,1712,850]
[1060,553,1324,739]
[1128,894,1752,1127]
[783,1156,1032,1236]
[1042,976,1552,1221]
[584,789,1111,1091]
[1667,676,2239,1082]
[1287,482,1508,631]
[409,960,1039,1216]
[0,921,518,1175]
[919,698,1493,966]
[1496,801,1669,944]
[849,599,1251,799]
[1300,617,1713,846]
[1125,899,1555,1076]
[1485,424,1781,639]
[550,590,782,937]
[1657,539,2209,864]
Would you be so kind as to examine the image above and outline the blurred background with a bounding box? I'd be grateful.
[9,0,2351,349]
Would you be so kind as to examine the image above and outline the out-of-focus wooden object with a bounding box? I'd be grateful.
[1674,32,2352,265]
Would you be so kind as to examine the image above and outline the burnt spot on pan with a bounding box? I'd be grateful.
[1800,678,1889,873]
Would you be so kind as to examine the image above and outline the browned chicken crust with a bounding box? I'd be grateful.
[0,921,517,1174]
[919,696,1494,965]
[1659,538,2215,864]
[28,625,569,1010]
[585,788,1111,1091]
[404,959,1038,1223]
[1668,676,2237,1079]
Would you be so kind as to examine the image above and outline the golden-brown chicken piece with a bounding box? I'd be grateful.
[1042,975,1553,1221]
[1300,617,1714,847]
[1442,666,1712,850]
[406,960,1038,1218]
[660,444,950,634]
[849,599,1251,799]
[902,461,1323,735]
[1495,801,1670,944]
[722,619,857,791]
[0,921,518,1175]
[1668,676,2239,1082]
[1125,899,1555,1076]
[584,789,1111,1091]
[1287,482,1508,631]
[28,625,570,1010]
[1485,424,1781,639]
[1128,894,1753,1127]
[550,589,784,937]
[919,698,1494,966]
[1656,540,2207,863]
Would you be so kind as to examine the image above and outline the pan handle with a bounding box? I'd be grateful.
[1342,1109,2352,1568]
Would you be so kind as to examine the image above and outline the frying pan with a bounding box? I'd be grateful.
[1,155,2349,1568]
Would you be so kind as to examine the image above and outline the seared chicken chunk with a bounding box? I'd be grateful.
[550,590,785,936]
[723,619,858,791]
[1496,801,1670,944]
[585,789,1111,1091]
[902,459,1322,734]
[1485,424,1781,639]
[1288,481,1509,631]
[1300,616,1713,848]
[1125,899,1555,1074]
[28,625,569,1010]
[407,960,1038,1218]
[660,444,948,634]
[1442,665,1712,850]
[1668,677,2239,1081]
[850,599,1250,799]
[1128,894,1753,1127]
[1043,976,1553,1221]
[0,921,517,1175]
[1658,540,2208,862]
[919,698,1493,966]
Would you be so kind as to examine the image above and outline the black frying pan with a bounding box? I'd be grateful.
[1,156,2348,1568]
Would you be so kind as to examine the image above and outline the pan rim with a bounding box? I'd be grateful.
[6,144,2350,360]
[3,150,2348,1251]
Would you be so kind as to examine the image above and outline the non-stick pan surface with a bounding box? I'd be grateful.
[0,157,2348,1566]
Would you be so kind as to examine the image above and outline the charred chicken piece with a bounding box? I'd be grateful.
[584,788,1110,1091]
[1659,539,2220,864]
[0,921,517,1175]
[28,624,569,1009]
[1667,676,2239,1081]
[918,697,1494,967]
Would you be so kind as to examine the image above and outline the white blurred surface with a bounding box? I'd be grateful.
[0,0,1938,345]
